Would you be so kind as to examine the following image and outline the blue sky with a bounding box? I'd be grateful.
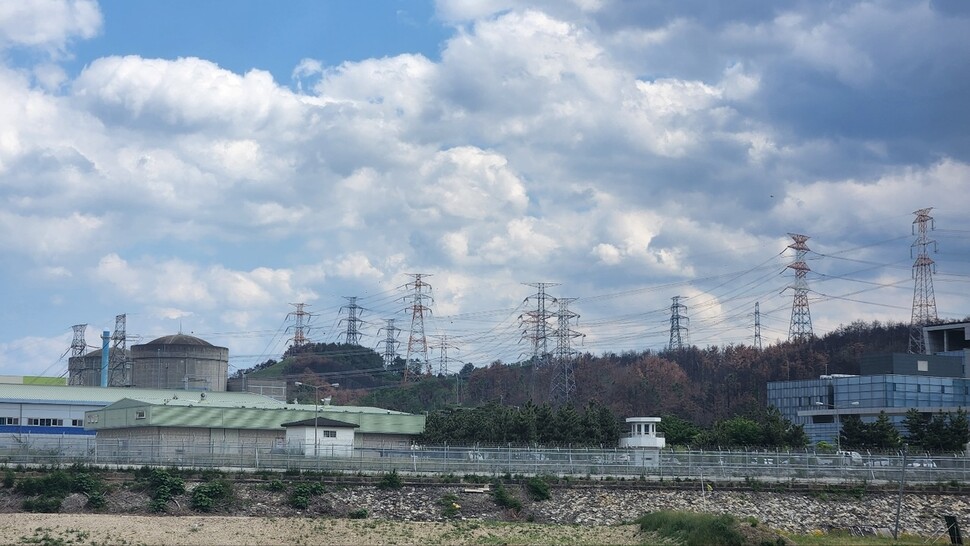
[1,0,969,380]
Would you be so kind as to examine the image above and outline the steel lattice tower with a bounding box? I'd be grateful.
[377,319,401,369]
[668,296,689,350]
[403,274,433,381]
[108,314,129,387]
[520,282,558,369]
[786,233,814,342]
[430,334,459,376]
[753,302,763,351]
[286,303,313,347]
[909,207,938,354]
[68,324,88,385]
[551,298,582,406]
[339,296,364,345]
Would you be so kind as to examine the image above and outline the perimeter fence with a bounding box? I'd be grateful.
[1,435,967,484]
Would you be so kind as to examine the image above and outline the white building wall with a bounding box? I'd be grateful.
[286,426,354,456]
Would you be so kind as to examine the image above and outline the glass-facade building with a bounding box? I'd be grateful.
[767,324,970,446]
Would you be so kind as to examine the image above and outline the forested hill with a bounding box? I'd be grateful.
[357,320,911,426]
[238,320,911,426]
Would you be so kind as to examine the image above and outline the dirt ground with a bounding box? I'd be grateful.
[0,513,648,545]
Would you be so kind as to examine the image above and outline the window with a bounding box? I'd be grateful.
[322,430,337,438]
[135,410,146,419]
[26,418,63,426]
[0,417,18,425]
[72,419,83,427]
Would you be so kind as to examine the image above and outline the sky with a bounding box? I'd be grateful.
[1,0,970,379]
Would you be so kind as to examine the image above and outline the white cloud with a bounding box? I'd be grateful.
[0,0,101,55]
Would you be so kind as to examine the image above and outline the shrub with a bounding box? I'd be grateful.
[438,493,461,518]
[142,468,185,512]
[492,481,522,512]
[191,479,233,513]
[636,511,744,546]
[22,495,63,513]
[288,482,324,510]
[526,476,551,501]
[265,479,286,492]
[2,468,14,488]
[348,508,368,519]
[377,470,403,490]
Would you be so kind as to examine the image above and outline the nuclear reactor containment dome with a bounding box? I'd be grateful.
[130,334,228,391]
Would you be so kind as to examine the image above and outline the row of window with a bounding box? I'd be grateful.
[1,417,83,427]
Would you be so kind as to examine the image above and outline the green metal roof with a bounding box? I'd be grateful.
[87,400,426,435]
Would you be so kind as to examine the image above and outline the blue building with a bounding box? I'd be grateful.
[767,322,970,446]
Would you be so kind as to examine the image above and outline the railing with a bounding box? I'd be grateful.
[0,436,966,484]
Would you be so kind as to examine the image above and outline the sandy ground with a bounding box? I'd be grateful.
[0,513,648,545]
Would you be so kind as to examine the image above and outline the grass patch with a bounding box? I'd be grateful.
[636,510,744,546]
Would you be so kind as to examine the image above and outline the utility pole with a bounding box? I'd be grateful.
[909,207,938,354]
[377,319,401,369]
[786,233,814,342]
[551,298,582,406]
[403,274,433,381]
[286,303,313,347]
[339,296,364,345]
[668,296,689,350]
[753,302,763,351]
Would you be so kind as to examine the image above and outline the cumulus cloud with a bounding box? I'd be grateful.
[0,1,969,375]
[0,0,101,55]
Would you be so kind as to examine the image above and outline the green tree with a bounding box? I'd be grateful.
[657,414,702,447]
[866,411,901,450]
[839,415,867,450]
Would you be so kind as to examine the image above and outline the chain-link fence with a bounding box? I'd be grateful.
[0,436,966,484]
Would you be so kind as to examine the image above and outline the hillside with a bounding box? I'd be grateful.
[237,320,912,425]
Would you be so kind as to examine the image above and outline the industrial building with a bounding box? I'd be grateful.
[767,322,970,446]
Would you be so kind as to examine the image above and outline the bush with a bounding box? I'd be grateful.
[377,470,403,490]
[2,468,14,488]
[191,479,233,513]
[438,493,461,518]
[142,468,185,512]
[22,495,63,513]
[636,511,744,546]
[288,482,324,510]
[348,508,368,519]
[492,481,522,512]
[264,479,286,492]
[526,476,551,501]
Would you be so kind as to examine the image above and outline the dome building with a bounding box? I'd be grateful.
[130,334,228,391]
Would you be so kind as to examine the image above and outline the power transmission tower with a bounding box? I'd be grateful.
[430,334,459,376]
[668,296,689,350]
[377,319,401,369]
[520,282,558,368]
[786,233,814,342]
[551,298,582,406]
[286,303,313,347]
[753,302,763,351]
[403,274,433,381]
[909,207,938,354]
[108,314,129,386]
[68,324,88,385]
[339,296,365,345]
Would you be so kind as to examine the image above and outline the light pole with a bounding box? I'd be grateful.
[294,382,322,457]
[815,400,859,451]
